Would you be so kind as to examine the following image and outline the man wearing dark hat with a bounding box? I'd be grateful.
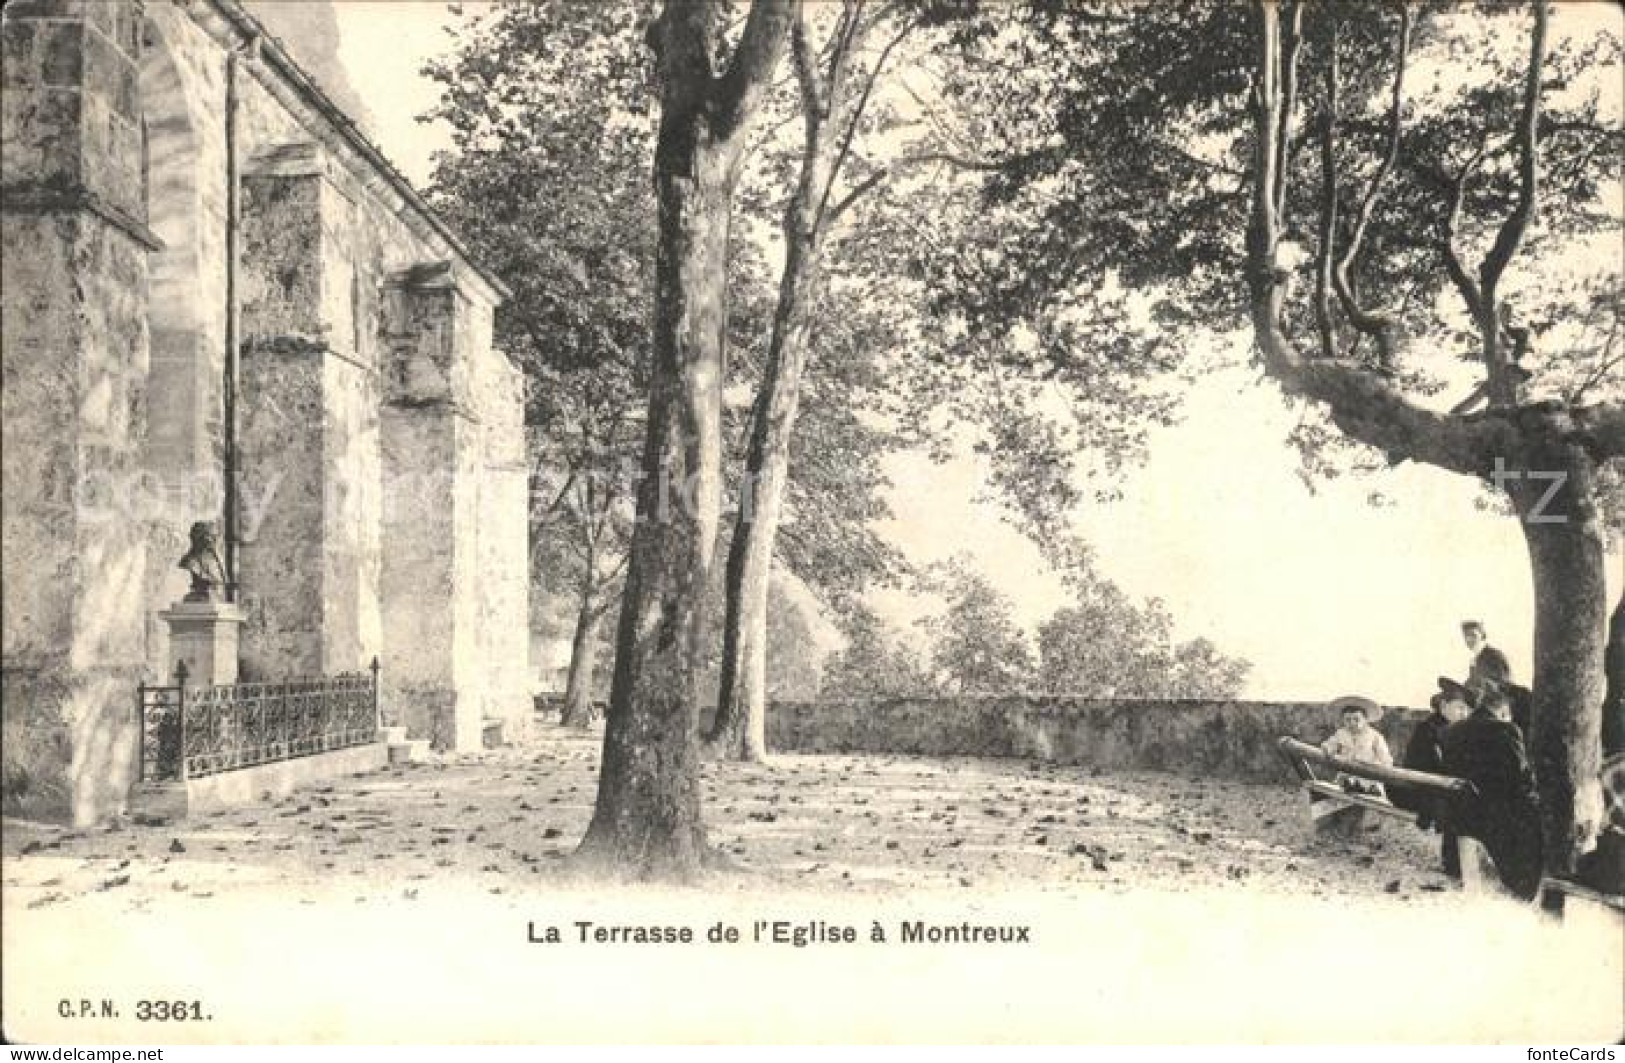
[1406,679,1476,777]
[1440,682,1544,899]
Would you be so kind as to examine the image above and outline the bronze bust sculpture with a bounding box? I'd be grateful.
[178,521,227,603]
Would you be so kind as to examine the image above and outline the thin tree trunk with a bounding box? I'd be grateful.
[575,0,793,882]
[1513,448,1609,876]
[709,5,871,761]
[560,594,601,729]
[707,230,822,761]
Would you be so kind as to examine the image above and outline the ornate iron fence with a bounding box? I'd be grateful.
[138,658,381,783]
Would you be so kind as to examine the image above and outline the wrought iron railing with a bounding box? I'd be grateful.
[138,658,381,783]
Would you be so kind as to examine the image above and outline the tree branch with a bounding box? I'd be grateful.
[1478,2,1548,406]
[714,0,798,139]
[1331,4,1410,365]
[789,3,827,120]
[1480,1,1548,297]
[822,0,865,120]
[588,550,632,621]
[827,146,1038,223]
[814,7,918,229]
[1246,0,1289,365]
[1297,362,1515,475]
[534,468,579,527]
[827,168,890,223]
[1569,349,1624,406]
[1247,0,1497,479]
[1442,139,1490,320]
[1314,19,1341,362]
[1273,1,1304,221]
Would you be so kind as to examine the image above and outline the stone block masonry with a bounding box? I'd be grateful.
[2,0,529,824]
[2,1,154,824]
[236,162,382,682]
[379,265,490,753]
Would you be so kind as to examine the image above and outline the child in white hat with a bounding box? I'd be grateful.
[1321,695,1392,797]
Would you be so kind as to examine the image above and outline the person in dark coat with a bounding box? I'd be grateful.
[1461,620,1512,686]
[1404,680,1474,776]
[1441,683,1544,899]
[1391,678,1475,876]
[1460,622,1531,736]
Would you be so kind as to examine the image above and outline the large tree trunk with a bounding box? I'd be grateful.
[560,594,601,729]
[575,0,792,882]
[576,162,729,879]
[707,231,822,761]
[1603,548,1624,758]
[1512,446,1609,876]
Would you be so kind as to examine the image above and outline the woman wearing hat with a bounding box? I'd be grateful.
[1412,680,1475,764]
[1392,679,1477,876]
[1322,696,1392,763]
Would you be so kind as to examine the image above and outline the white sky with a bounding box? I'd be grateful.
[330,1,1621,705]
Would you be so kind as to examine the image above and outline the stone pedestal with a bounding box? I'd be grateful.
[158,601,245,687]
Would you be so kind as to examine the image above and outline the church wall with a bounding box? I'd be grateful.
[378,276,491,751]
[2,0,529,821]
[156,2,526,707]
[2,1,154,823]
[137,3,229,677]
[471,336,532,742]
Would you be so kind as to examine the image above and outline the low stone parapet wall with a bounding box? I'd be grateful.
[762,698,1428,784]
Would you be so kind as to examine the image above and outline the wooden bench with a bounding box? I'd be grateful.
[1539,828,1625,916]
[1280,737,1624,914]
[1540,876,1625,916]
[1276,736,1476,838]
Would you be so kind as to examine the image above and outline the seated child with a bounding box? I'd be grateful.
[1321,695,1393,798]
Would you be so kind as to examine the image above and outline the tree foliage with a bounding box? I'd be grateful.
[1038,593,1251,701]
[921,2,1621,454]
[819,604,939,700]
[1035,540,1252,700]
[914,558,1035,695]
[422,0,911,669]
[917,0,1621,870]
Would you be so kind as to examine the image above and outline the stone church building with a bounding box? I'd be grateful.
[2,0,531,824]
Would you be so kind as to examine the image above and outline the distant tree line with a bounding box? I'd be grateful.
[822,554,1251,701]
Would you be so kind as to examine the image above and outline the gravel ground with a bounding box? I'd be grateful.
[2,725,1457,905]
[6,727,1620,1043]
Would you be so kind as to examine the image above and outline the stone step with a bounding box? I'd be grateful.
[481,717,505,749]
[387,739,430,766]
